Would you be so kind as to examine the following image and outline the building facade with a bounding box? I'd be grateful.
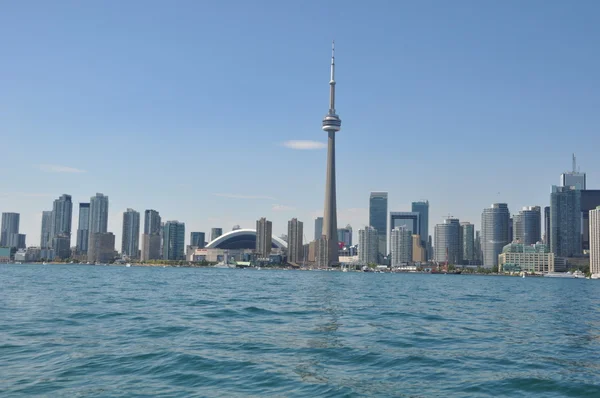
[550,186,581,257]
[122,208,140,258]
[369,192,388,258]
[481,203,510,268]
[499,243,554,274]
[40,211,53,249]
[460,222,475,263]
[52,235,71,259]
[89,193,109,249]
[255,218,272,258]
[287,218,303,264]
[210,228,223,242]
[591,207,600,275]
[337,224,352,247]
[76,203,90,254]
[190,232,206,248]
[390,227,412,266]
[1,212,20,247]
[141,234,161,261]
[411,201,429,259]
[144,210,161,235]
[434,218,461,264]
[163,221,185,260]
[544,206,551,246]
[358,226,378,265]
[52,194,73,244]
[513,206,541,245]
[88,232,116,263]
[412,235,426,263]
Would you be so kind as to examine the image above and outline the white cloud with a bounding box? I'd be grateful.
[212,193,277,200]
[39,164,86,173]
[282,140,327,150]
[272,204,296,212]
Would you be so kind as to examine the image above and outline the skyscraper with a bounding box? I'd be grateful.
[481,203,510,268]
[411,201,429,258]
[287,218,303,264]
[76,203,90,254]
[434,218,461,264]
[337,224,352,247]
[590,206,600,276]
[314,217,323,240]
[141,209,162,261]
[460,222,475,263]
[89,193,109,235]
[190,232,205,248]
[40,211,53,248]
[513,206,541,245]
[475,230,482,263]
[390,226,412,266]
[211,228,223,242]
[369,192,388,258]
[580,190,600,251]
[389,212,420,252]
[163,221,185,260]
[51,194,73,243]
[560,154,586,190]
[321,42,342,267]
[122,209,140,258]
[544,206,551,246]
[88,232,115,264]
[1,213,20,247]
[550,185,581,257]
[144,209,161,235]
[358,226,378,265]
[255,217,272,258]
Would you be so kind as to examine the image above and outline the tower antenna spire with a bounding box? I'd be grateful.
[573,153,576,173]
[329,40,336,114]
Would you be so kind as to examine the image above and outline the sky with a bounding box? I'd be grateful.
[1,0,599,248]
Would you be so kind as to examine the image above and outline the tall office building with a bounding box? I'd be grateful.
[287,218,303,264]
[590,206,600,275]
[1,212,20,247]
[369,192,388,257]
[89,193,109,236]
[434,218,461,264]
[411,201,429,258]
[51,194,73,243]
[190,232,205,248]
[550,186,581,257]
[40,211,53,248]
[358,226,378,265]
[460,222,475,263]
[481,203,510,268]
[390,226,412,266]
[513,206,541,245]
[544,206,551,246]
[122,209,140,258]
[337,224,352,247]
[144,210,161,235]
[163,221,185,260]
[76,203,90,254]
[560,154,586,190]
[255,217,272,258]
[314,217,323,240]
[210,228,223,242]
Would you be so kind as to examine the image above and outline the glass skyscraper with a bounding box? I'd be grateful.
[163,221,185,260]
[314,217,323,241]
[76,203,90,254]
[411,201,429,259]
[369,192,388,258]
[481,203,510,268]
[550,186,581,257]
[122,208,140,258]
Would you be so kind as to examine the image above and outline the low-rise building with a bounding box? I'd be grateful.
[499,242,554,273]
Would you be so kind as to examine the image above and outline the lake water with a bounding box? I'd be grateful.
[2,264,600,397]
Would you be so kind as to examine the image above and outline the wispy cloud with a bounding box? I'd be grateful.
[272,204,296,212]
[213,193,277,200]
[39,164,86,173]
[282,140,327,150]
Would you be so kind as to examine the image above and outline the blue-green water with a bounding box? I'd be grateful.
[1,264,600,397]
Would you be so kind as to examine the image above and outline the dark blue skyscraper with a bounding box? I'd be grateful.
[369,192,388,258]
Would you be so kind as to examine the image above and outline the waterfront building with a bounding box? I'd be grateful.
[560,154,586,190]
[591,206,600,275]
[88,232,116,263]
[434,218,461,264]
[314,217,323,241]
[121,209,140,259]
[411,201,429,259]
[141,234,161,261]
[358,226,378,265]
[499,243,554,274]
[460,222,475,263]
[513,206,541,245]
[255,217,272,258]
[52,235,71,259]
[287,218,303,264]
[211,228,223,242]
[88,193,109,250]
[390,227,412,266]
[550,186,581,257]
[163,221,185,261]
[369,192,388,258]
[481,203,510,268]
[40,211,53,248]
[51,194,73,244]
[412,235,426,263]
[76,203,90,254]
[1,212,20,247]
[23,247,55,262]
[544,206,551,246]
[0,247,12,262]
[190,232,205,248]
[389,212,420,252]
[337,224,352,247]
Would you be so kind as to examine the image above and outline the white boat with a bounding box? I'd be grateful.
[125,263,131,267]
[591,273,600,280]
[544,272,577,278]
[42,262,47,265]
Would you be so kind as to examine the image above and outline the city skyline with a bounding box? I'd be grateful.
[1,2,599,248]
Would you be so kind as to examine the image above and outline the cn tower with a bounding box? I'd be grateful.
[321,41,341,266]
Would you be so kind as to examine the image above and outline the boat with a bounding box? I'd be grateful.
[544,272,577,278]
[125,263,131,268]
[591,273,600,280]
[42,262,47,265]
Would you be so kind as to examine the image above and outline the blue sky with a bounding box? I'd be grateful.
[1,1,599,247]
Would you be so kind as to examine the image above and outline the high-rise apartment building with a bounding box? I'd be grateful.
[434,218,461,264]
[51,194,73,243]
[481,203,510,268]
[40,211,53,248]
[513,206,541,245]
[190,232,205,248]
[122,209,140,258]
[144,210,161,235]
[163,221,185,260]
[1,212,20,247]
[369,192,388,258]
[412,235,426,263]
[141,209,162,261]
[53,235,71,259]
[550,186,581,257]
[210,228,223,242]
[314,217,323,240]
[358,226,378,265]
[460,222,475,263]
[255,218,272,258]
[411,201,429,259]
[390,226,412,266]
[89,193,109,236]
[76,203,90,254]
[287,218,303,264]
[475,230,482,263]
[88,232,115,264]
[544,206,551,246]
[590,207,600,275]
